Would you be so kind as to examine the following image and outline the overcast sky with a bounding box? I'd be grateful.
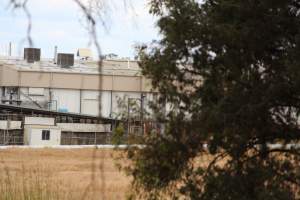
[0,0,159,59]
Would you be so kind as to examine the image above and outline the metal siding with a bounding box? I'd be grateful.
[52,89,80,113]
[101,91,111,118]
[28,88,44,95]
[20,72,51,87]
[113,76,141,91]
[24,117,55,126]
[51,73,82,89]
[81,75,99,90]
[102,76,113,90]
[81,90,99,100]
[0,65,153,92]
[81,99,99,116]
[81,90,99,116]
[20,87,50,108]
[1,66,18,86]
[81,91,112,117]
[81,75,114,91]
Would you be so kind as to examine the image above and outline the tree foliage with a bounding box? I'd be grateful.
[127,0,300,199]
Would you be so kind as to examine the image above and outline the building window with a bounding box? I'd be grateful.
[42,130,50,140]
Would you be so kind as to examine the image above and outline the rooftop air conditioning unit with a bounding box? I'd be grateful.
[24,48,41,63]
[57,53,74,68]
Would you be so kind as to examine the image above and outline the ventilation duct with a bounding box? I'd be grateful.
[24,48,41,63]
[57,53,74,68]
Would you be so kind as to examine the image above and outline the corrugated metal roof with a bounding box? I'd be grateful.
[0,103,115,122]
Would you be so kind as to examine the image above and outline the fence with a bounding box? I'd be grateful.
[0,130,23,145]
[61,132,112,145]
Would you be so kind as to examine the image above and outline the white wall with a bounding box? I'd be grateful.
[81,90,99,116]
[24,117,55,126]
[52,89,80,113]
[81,90,112,118]
[18,87,155,118]
[81,91,141,118]
[81,91,150,118]
[24,125,61,146]
[101,91,112,118]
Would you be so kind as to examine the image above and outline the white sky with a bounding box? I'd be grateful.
[0,0,159,59]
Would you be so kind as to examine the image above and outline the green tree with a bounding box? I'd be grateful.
[127,0,300,199]
[112,123,125,145]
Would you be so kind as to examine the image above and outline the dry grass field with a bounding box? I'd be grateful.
[0,148,131,200]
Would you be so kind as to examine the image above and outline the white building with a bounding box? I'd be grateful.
[23,117,61,146]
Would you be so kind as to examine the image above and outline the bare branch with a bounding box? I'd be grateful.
[73,0,103,120]
[8,0,33,47]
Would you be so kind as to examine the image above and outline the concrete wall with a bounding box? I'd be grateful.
[0,120,22,130]
[24,117,55,126]
[0,65,152,92]
[24,125,61,146]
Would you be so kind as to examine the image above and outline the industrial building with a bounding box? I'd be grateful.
[0,101,113,146]
[0,48,153,117]
[0,47,155,146]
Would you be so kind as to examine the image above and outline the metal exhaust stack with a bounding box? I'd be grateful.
[8,42,12,57]
[54,46,58,64]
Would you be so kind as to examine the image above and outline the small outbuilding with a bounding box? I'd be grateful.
[23,117,61,146]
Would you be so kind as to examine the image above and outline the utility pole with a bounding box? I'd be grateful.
[140,94,146,135]
[53,46,58,63]
[128,95,146,135]
[127,98,130,134]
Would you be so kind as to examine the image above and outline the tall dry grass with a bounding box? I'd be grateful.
[0,148,131,200]
[0,161,75,200]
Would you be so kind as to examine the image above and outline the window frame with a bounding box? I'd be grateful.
[42,130,50,140]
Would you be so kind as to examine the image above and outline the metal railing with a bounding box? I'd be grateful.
[0,135,23,145]
[61,133,111,145]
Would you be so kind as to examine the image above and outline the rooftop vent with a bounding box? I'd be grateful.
[24,48,41,63]
[57,53,74,68]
